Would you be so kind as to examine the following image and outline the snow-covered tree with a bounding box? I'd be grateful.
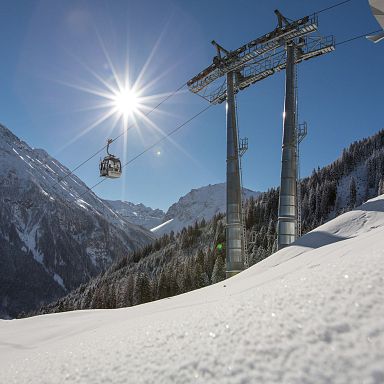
[211,254,225,284]
[349,176,357,208]
[378,177,384,196]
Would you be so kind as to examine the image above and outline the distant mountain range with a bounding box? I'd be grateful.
[150,183,260,236]
[106,184,260,237]
[0,124,154,318]
[104,200,165,230]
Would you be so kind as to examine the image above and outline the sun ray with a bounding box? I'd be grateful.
[63,49,120,95]
[58,107,118,152]
[96,31,125,93]
[134,18,170,88]
[52,77,113,100]
[55,21,194,176]
[134,111,200,165]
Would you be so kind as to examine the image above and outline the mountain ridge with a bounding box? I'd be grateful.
[104,199,165,229]
[151,183,260,236]
[0,123,154,318]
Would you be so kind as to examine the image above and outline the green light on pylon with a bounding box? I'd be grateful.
[216,243,223,251]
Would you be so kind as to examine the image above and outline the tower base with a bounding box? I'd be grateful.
[226,270,242,279]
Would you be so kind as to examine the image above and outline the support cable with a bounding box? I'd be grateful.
[53,82,187,187]
[336,29,383,46]
[314,0,354,15]
[18,103,212,218]
[78,104,213,198]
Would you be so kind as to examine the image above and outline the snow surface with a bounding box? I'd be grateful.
[53,273,66,290]
[1,195,384,383]
[150,218,174,232]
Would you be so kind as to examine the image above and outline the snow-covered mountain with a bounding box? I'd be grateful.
[104,200,164,229]
[1,194,383,383]
[151,183,260,236]
[0,124,154,318]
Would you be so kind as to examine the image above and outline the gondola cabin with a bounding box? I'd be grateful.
[99,139,122,178]
[100,155,121,178]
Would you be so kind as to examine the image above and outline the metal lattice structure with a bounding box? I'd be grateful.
[238,137,249,268]
[187,10,335,275]
[187,13,334,104]
[296,122,308,238]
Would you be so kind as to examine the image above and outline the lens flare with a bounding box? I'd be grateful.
[57,29,199,171]
[112,88,140,118]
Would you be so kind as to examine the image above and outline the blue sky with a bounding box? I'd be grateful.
[0,0,383,211]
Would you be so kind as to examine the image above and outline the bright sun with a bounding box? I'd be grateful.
[113,88,139,117]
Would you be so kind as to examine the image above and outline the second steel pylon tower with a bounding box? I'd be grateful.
[225,71,244,277]
[277,42,298,250]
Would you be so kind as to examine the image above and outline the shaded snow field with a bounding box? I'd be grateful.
[1,196,384,383]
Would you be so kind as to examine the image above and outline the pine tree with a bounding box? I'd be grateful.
[133,273,151,306]
[116,275,134,307]
[211,253,225,283]
[142,273,152,303]
[193,250,207,288]
[182,260,193,293]
[115,278,127,308]
[157,270,168,299]
[349,176,357,208]
[167,265,179,297]
[378,177,384,196]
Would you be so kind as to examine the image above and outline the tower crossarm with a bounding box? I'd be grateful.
[187,13,319,96]
[208,34,335,104]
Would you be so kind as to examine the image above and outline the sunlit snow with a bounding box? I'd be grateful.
[1,195,383,383]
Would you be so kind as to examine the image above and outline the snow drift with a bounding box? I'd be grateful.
[1,195,384,383]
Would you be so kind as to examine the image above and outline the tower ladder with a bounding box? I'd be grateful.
[235,95,249,268]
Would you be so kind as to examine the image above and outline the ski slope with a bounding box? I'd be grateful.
[1,196,384,383]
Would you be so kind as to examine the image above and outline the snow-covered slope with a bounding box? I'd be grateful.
[151,183,260,236]
[0,124,154,318]
[104,199,165,229]
[1,195,383,383]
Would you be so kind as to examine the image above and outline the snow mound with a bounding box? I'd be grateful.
[1,195,384,383]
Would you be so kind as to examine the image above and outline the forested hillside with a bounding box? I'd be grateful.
[33,129,384,316]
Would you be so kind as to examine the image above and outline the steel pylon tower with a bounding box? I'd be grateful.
[187,10,334,276]
[277,41,299,250]
[225,71,244,276]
